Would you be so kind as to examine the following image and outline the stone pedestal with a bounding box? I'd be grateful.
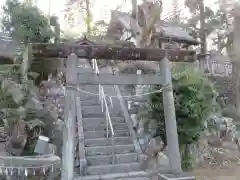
[139,154,148,170]
[158,173,195,180]
[79,159,87,176]
[157,152,170,167]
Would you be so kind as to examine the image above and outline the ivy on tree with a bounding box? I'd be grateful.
[0,0,61,156]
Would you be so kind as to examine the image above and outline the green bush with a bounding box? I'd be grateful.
[138,69,219,169]
[2,0,54,44]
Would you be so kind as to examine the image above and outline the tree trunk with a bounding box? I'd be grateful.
[173,0,179,22]
[199,0,206,71]
[131,0,141,47]
[85,0,91,34]
[131,0,137,19]
[232,61,240,113]
[130,0,182,173]
[199,0,206,54]
[232,5,240,113]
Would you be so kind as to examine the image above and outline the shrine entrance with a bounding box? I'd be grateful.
[32,37,197,180]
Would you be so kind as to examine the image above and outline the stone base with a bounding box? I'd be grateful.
[139,154,148,170]
[158,173,195,180]
[79,159,87,176]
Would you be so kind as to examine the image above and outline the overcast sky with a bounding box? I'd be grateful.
[0,0,221,32]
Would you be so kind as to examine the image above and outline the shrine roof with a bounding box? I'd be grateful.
[65,35,135,48]
[108,10,199,45]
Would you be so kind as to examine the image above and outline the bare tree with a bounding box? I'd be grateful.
[130,0,162,48]
[130,0,182,173]
[64,0,108,35]
[199,0,207,55]
[232,5,240,113]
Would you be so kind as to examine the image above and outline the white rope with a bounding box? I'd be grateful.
[65,84,169,99]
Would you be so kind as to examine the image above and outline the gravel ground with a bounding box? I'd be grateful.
[191,165,240,180]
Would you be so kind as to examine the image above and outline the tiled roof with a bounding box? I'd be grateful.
[108,10,199,45]
[66,35,135,47]
[155,22,199,45]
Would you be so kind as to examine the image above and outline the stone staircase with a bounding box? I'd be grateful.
[76,85,148,180]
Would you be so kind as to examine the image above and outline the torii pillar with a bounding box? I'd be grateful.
[160,52,182,174]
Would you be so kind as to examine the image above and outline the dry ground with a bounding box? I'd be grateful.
[191,165,240,180]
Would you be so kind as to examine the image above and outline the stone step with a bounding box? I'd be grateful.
[83,117,125,124]
[83,122,128,131]
[79,85,99,91]
[75,171,148,180]
[81,99,100,106]
[80,85,99,91]
[86,153,138,166]
[83,113,104,118]
[79,85,115,93]
[79,177,149,180]
[85,137,133,147]
[82,105,102,113]
[82,106,122,117]
[79,88,111,101]
[81,99,113,106]
[86,163,141,175]
[84,130,130,139]
[86,144,135,156]
[80,95,99,101]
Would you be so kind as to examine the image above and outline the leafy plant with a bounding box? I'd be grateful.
[1,0,54,44]
[181,145,193,170]
[0,63,42,153]
[138,69,219,169]
[0,0,62,155]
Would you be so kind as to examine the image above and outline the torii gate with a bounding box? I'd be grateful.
[32,38,196,180]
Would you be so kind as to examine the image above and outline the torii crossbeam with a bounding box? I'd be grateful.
[32,43,196,62]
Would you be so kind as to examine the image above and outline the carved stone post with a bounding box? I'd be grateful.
[160,54,182,174]
[76,58,89,175]
[61,54,77,180]
[135,70,145,135]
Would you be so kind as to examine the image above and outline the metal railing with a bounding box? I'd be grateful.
[92,59,115,163]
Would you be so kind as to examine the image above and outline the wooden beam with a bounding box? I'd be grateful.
[32,43,196,62]
[77,73,163,85]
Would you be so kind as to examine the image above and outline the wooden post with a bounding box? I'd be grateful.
[61,53,77,180]
[160,55,182,173]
